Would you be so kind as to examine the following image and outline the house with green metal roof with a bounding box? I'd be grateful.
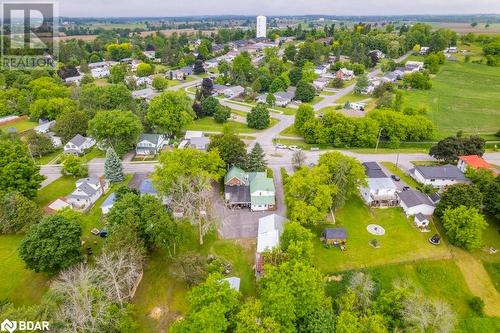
[224,166,276,212]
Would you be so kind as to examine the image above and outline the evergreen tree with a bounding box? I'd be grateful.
[246,143,267,172]
[104,147,124,183]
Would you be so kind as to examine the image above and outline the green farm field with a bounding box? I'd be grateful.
[403,61,500,138]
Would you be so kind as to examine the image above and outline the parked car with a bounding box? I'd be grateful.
[275,144,287,149]
[402,186,411,191]
[310,147,320,151]
[391,175,401,181]
[289,146,302,152]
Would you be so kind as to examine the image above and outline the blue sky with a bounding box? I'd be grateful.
[59,0,500,17]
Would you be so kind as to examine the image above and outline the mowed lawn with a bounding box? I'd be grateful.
[311,196,451,273]
[0,119,37,133]
[0,235,50,305]
[403,61,500,138]
[185,117,278,134]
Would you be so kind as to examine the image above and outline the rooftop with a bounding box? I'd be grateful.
[459,155,492,170]
[398,190,434,208]
[324,228,347,239]
[415,165,467,180]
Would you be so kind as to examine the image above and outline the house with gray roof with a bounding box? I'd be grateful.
[412,164,468,189]
[64,134,96,155]
[132,88,159,101]
[66,176,109,210]
[256,91,294,107]
[397,190,435,217]
[223,85,245,99]
[136,134,168,155]
[359,162,398,208]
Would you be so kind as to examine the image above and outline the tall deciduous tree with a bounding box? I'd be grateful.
[294,104,315,133]
[88,110,143,156]
[54,110,89,143]
[295,80,316,102]
[104,147,124,183]
[146,91,194,137]
[0,192,42,234]
[25,131,55,158]
[434,184,483,218]
[442,206,488,250]
[208,127,247,167]
[0,136,44,198]
[19,214,83,275]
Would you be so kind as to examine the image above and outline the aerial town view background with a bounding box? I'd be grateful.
[0,1,499,332]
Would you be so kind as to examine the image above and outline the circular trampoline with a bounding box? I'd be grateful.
[367,224,385,236]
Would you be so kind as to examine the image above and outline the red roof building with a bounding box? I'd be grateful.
[457,155,492,172]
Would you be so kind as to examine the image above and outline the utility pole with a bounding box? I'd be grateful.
[396,153,400,168]
[375,127,384,152]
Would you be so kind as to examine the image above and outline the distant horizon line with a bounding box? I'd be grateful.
[59,13,500,20]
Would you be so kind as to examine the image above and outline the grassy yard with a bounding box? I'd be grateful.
[402,61,500,138]
[311,96,324,105]
[36,149,62,165]
[35,176,76,207]
[334,92,371,105]
[279,125,301,137]
[0,119,37,133]
[132,233,256,332]
[0,235,50,305]
[311,196,451,273]
[185,117,277,134]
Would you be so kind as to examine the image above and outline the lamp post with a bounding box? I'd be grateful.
[375,127,384,152]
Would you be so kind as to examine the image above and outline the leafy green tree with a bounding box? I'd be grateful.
[152,76,168,91]
[146,91,195,137]
[0,192,42,234]
[354,74,370,95]
[294,104,315,133]
[79,84,134,111]
[246,143,267,172]
[170,273,240,333]
[231,52,255,85]
[247,103,271,130]
[402,72,432,90]
[88,110,142,156]
[29,97,76,120]
[19,214,83,275]
[201,96,220,116]
[288,66,303,86]
[109,64,126,84]
[435,184,483,218]
[153,148,225,194]
[54,110,89,143]
[62,155,88,177]
[284,44,297,62]
[135,63,154,77]
[443,206,488,250]
[295,80,316,102]
[285,165,336,225]
[25,131,55,158]
[0,137,44,198]
[208,127,247,167]
[259,261,332,331]
[319,152,366,213]
[104,147,124,183]
[301,61,317,83]
[269,77,288,93]
[171,252,208,286]
[213,105,231,123]
[466,169,500,220]
[266,93,276,107]
[280,222,314,263]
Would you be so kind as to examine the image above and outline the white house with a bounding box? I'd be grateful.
[412,165,468,189]
[457,155,494,173]
[255,214,286,274]
[143,50,156,60]
[223,85,245,99]
[314,64,330,75]
[222,277,241,291]
[347,102,366,111]
[313,77,330,91]
[359,162,398,208]
[257,91,294,106]
[91,67,110,79]
[136,134,168,155]
[405,61,425,72]
[64,134,96,155]
[414,213,431,229]
[397,190,435,217]
[204,59,219,69]
[34,120,55,134]
[127,75,153,87]
[131,88,159,101]
[65,75,84,85]
[66,176,109,210]
[419,46,430,55]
